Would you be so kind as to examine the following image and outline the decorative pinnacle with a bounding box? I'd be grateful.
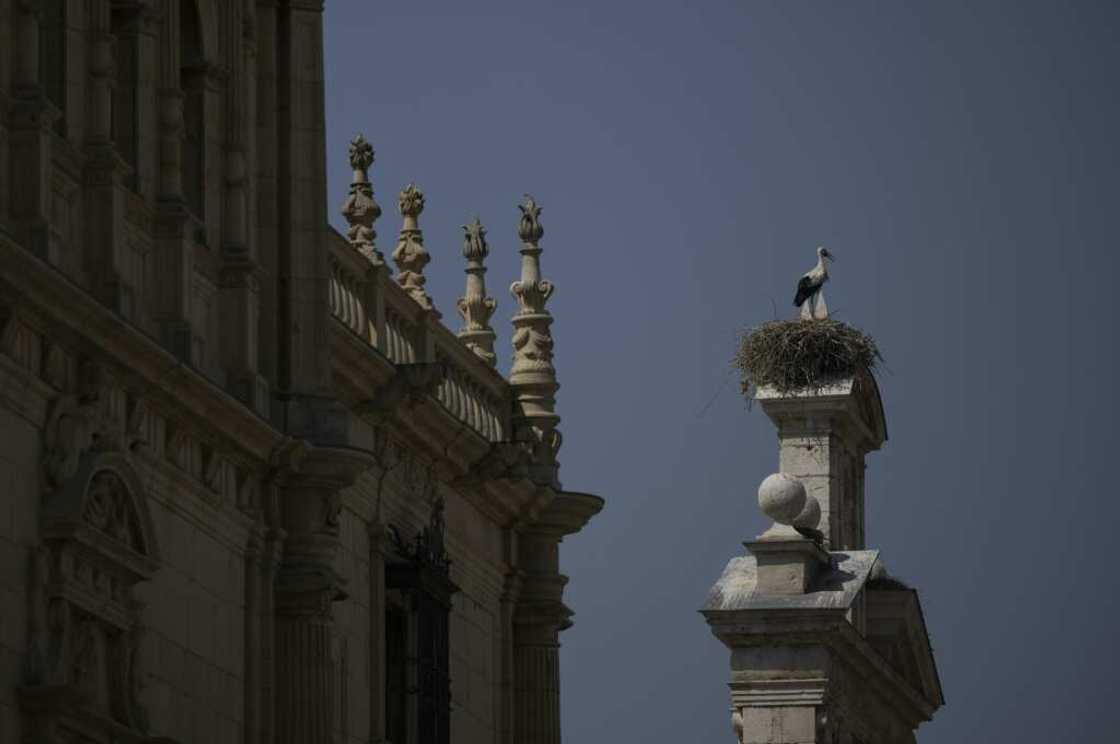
[340,134,383,265]
[517,194,544,244]
[457,217,497,366]
[398,183,425,220]
[509,195,561,486]
[392,184,438,315]
[510,195,554,318]
[348,134,374,174]
[462,216,490,263]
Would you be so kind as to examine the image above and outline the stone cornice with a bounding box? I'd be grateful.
[703,608,937,725]
[0,234,286,467]
[530,490,604,538]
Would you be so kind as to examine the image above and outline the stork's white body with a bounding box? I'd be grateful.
[794,248,832,320]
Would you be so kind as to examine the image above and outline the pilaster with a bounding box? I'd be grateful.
[511,490,602,744]
[275,0,331,399]
[9,0,60,258]
[271,441,374,744]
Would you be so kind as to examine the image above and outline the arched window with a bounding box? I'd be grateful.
[180,0,205,219]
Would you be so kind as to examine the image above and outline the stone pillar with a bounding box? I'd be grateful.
[512,534,566,744]
[9,0,59,257]
[703,368,942,743]
[275,0,331,398]
[497,567,522,744]
[152,4,197,361]
[243,521,282,744]
[0,0,11,236]
[755,371,886,550]
[255,0,279,386]
[271,443,373,744]
[457,217,498,366]
[84,0,136,316]
[367,519,389,744]
[509,196,562,487]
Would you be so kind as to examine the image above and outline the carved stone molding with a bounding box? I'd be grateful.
[354,362,445,423]
[23,447,162,744]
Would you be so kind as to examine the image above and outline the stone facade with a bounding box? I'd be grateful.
[0,4,601,744]
[703,373,944,743]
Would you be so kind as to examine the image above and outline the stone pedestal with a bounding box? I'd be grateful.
[756,371,886,551]
[704,369,942,743]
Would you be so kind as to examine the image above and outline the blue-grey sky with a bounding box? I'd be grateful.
[324,2,1120,741]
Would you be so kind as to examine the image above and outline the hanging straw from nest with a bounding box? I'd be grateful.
[734,319,882,397]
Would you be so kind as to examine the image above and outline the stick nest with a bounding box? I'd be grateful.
[734,319,882,397]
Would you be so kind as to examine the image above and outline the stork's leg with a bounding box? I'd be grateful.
[813,289,828,319]
[800,295,814,320]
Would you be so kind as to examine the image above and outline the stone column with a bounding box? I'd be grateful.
[153,2,197,361]
[255,0,279,386]
[0,0,11,236]
[84,0,136,316]
[271,443,373,744]
[243,521,282,744]
[275,0,332,399]
[9,0,59,257]
[512,529,567,744]
[497,568,522,744]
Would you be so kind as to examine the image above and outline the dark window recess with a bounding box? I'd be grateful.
[385,497,458,744]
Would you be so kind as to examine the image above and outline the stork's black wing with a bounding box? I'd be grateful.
[793,276,815,307]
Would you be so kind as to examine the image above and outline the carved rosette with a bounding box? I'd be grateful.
[456,217,498,365]
[340,134,384,265]
[509,196,562,482]
[393,184,439,314]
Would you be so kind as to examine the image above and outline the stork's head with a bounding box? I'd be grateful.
[817,246,834,262]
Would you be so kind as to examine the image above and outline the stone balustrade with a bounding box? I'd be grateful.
[327,229,510,442]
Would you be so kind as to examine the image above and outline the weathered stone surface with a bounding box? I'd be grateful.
[0,9,602,744]
[705,369,941,743]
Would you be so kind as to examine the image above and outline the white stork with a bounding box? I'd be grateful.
[793,246,834,320]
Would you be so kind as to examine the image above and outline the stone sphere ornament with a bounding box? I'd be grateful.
[757,473,807,524]
[792,491,821,530]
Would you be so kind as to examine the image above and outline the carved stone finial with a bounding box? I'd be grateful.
[340,134,383,265]
[392,184,438,315]
[456,217,497,366]
[517,194,544,244]
[398,182,425,220]
[509,195,561,485]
